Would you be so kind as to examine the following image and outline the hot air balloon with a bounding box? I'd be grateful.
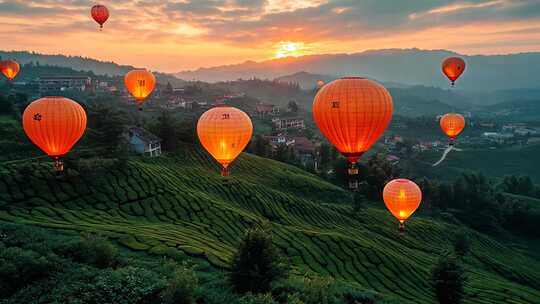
[383,179,422,232]
[197,105,253,176]
[316,80,325,89]
[442,57,466,86]
[440,113,465,145]
[0,59,20,81]
[313,77,393,189]
[124,69,156,110]
[22,97,87,172]
[91,4,109,30]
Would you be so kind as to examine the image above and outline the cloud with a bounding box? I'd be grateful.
[0,0,538,71]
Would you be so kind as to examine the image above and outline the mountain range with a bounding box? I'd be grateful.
[176,49,540,91]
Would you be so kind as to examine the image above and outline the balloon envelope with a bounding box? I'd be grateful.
[312,77,393,164]
[91,4,109,29]
[124,69,156,106]
[442,57,466,85]
[22,96,87,158]
[440,113,465,140]
[197,105,253,175]
[383,179,422,224]
[0,59,20,81]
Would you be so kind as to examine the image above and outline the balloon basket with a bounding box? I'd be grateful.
[221,167,230,177]
[53,159,64,174]
[348,180,358,190]
[399,222,405,234]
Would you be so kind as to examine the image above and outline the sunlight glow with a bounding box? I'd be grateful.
[274,41,307,58]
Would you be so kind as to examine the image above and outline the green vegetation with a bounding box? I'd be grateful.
[0,144,539,303]
[230,225,289,293]
[416,144,540,182]
[431,255,466,304]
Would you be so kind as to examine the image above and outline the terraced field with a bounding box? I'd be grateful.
[1,145,539,303]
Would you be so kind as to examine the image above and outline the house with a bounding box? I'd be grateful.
[264,134,294,147]
[292,136,315,163]
[256,102,280,117]
[38,76,92,94]
[272,117,305,130]
[125,126,162,157]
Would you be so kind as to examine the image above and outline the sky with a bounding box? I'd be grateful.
[1,0,539,72]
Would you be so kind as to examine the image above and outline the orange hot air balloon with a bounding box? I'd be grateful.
[0,59,20,81]
[442,57,466,86]
[383,179,422,232]
[124,69,156,110]
[440,113,465,145]
[91,4,109,30]
[23,97,87,172]
[197,105,253,176]
[313,77,393,164]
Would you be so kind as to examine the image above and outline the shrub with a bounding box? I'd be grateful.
[229,225,289,294]
[160,265,199,304]
[452,230,471,259]
[0,247,56,298]
[236,293,277,304]
[90,266,165,304]
[56,234,119,268]
[431,255,466,304]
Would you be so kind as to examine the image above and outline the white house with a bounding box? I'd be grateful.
[125,126,162,157]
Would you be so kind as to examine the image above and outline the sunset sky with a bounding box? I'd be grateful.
[1,0,539,72]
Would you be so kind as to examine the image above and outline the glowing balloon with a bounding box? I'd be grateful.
[197,105,253,176]
[22,97,87,172]
[383,179,422,232]
[313,77,393,164]
[440,113,465,144]
[0,59,20,81]
[124,69,156,110]
[442,57,466,86]
[91,4,109,30]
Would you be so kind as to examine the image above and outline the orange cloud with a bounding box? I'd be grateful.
[0,0,538,72]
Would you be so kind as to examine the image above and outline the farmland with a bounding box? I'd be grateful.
[1,145,539,303]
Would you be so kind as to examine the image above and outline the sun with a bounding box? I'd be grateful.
[275,41,306,58]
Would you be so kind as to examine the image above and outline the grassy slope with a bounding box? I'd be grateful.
[0,146,539,304]
[417,144,540,183]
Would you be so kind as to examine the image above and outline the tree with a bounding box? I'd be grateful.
[86,104,127,152]
[318,143,330,166]
[352,192,366,214]
[251,135,271,158]
[229,225,289,294]
[150,111,179,151]
[0,95,14,115]
[452,230,471,259]
[431,255,466,304]
[165,82,174,95]
[287,100,298,113]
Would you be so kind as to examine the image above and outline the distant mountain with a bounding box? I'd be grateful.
[274,71,337,89]
[0,50,186,86]
[0,51,134,76]
[482,98,540,121]
[176,48,540,91]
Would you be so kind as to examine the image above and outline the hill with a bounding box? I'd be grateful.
[176,48,540,91]
[481,99,540,121]
[0,50,186,86]
[274,71,337,90]
[1,145,539,303]
[414,144,540,183]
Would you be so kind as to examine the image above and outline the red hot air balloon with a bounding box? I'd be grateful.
[0,59,20,81]
[91,4,109,30]
[442,57,466,86]
[313,77,393,189]
[22,97,87,172]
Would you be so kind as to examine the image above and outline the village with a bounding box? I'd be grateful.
[12,74,540,168]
